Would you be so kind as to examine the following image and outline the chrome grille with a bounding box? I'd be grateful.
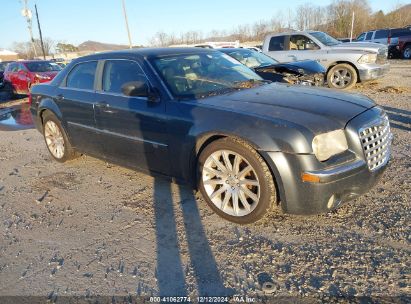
[359,115,392,171]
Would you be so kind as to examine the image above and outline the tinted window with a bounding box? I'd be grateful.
[391,30,411,38]
[268,36,285,51]
[365,32,373,40]
[102,60,148,95]
[25,61,61,72]
[289,35,319,50]
[374,30,389,39]
[66,61,97,90]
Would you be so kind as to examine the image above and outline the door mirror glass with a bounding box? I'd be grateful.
[121,81,149,97]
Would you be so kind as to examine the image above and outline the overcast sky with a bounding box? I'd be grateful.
[0,0,405,49]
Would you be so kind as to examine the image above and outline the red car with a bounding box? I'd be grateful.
[3,60,61,95]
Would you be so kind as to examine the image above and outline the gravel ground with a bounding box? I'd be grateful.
[0,60,410,302]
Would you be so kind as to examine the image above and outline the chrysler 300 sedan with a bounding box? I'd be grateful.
[30,48,392,224]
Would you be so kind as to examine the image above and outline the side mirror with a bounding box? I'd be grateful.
[121,81,149,97]
[121,81,160,103]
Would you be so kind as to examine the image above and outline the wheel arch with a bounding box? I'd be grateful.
[190,133,282,206]
[326,61,360,82]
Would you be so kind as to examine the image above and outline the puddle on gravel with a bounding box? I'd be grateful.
[0,103,34,130]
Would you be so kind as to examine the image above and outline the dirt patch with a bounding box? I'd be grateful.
[378,86,409,94]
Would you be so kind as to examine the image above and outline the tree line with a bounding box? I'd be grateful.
[149,0,411,46]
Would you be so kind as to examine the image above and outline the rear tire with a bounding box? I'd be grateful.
[327,63,357,90]
[42,111,79,162]
[198,138,276,224]
[403,44,411,59]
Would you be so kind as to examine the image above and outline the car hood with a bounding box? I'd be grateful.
[201,83,375,133]
[330,42,385,53]
[256,60,326,75]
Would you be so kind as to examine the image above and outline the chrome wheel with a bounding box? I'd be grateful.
[202,150,260,217]
[44,121,65,159]
[331,68,352,88]
[404,47,411,59]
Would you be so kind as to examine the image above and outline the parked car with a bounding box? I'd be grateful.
[356,27,411,45]
[0,61,14,88]
[388,32,411,59]
[30,48,392,224]
[219,48,325,86]
[3,60,62,95]
[263,31,390,89]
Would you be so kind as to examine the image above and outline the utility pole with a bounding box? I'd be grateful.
[350,11,355,42]
[20,0,37,58]
[121,0,133,48]
[34,4,46,59]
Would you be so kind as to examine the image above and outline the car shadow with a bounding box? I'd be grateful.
[382,106,411,132]
[136,94,231,297]
[152,177,231,297]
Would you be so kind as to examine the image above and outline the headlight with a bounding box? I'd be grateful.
[358,53,377,64]
[312,130,348,161]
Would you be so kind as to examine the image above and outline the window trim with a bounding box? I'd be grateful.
[289,34,320,51]
[98,58,151,100]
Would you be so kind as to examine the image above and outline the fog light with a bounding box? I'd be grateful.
[327,195,335,209]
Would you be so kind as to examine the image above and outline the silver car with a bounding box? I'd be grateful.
[263,31,390,89]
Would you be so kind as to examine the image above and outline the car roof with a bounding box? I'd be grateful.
[74,47,218,62]
[218,48,248,52]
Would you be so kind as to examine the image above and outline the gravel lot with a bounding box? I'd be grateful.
[0,60,410,302]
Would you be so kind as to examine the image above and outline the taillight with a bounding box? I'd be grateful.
[28,93,32,104]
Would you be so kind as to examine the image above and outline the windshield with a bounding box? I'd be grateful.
[25,61,62,72]
[225,49,278,69]
[150,52,265,100]
[309,31,341,46]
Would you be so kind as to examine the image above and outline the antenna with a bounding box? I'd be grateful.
[20,0,37,57]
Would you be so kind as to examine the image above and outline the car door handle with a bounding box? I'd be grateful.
[95,102,117,114]
[56,94,64,101]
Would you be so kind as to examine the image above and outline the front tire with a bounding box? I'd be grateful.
[198,138,276,224]
[42,111,79,162]
[327,63,357,90]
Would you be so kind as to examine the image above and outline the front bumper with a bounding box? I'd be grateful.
[261,107,392,215]
[358,63,390,82]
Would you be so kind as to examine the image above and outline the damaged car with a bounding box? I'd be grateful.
[30,48,392,224]
[219,48,325,86]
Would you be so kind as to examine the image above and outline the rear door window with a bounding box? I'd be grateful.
[365,32,373,40]
[102,60,148,95]
[268,36,286,51]
[66,61,97,90]
[374,30,389,39]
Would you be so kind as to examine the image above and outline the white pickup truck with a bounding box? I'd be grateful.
[262,31,390,89]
